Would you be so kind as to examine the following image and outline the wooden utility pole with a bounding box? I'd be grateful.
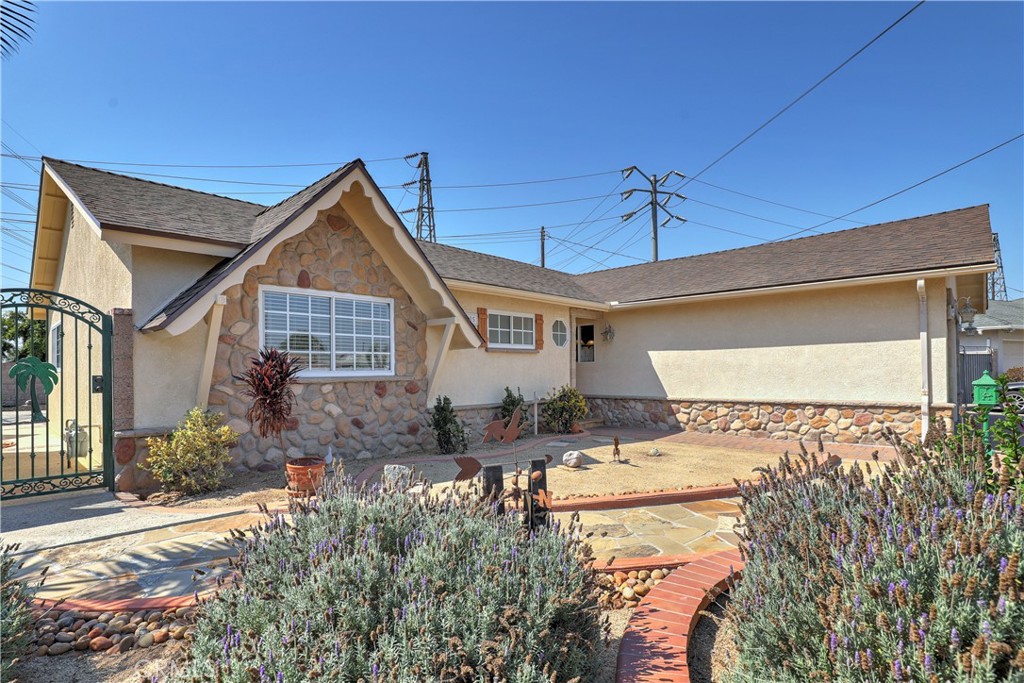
[540,226,546,267]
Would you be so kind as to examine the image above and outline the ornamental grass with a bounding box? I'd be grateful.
[169,475,606,683]
[724,421,1024,683]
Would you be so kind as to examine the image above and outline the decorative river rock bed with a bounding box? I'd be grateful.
[28,607,195,657]
[597,567,674,609]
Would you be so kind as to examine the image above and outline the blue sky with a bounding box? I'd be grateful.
[2,1,1022,295]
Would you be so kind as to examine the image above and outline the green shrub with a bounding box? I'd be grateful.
[500,385,529,437]
[427,395,468,454]
[142,408,239,494]
[723,437,1024,682]
[169,478,606,682]
[1,543,33,679]
[542,384,587,433]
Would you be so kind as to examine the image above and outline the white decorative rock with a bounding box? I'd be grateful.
[383,464,412,487]
[562,450,584,468]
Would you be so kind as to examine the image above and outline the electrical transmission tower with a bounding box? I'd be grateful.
[989,234,1008,301]
[400,152,436,241]
[620,167,687,261]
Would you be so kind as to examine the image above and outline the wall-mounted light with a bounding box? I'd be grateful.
[601,324,615,342]
[955,297,979,336]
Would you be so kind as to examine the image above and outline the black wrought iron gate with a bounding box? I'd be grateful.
[1,288,113,498]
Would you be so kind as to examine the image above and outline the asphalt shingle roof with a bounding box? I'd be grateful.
[43,158,997,330]
[44,158,264,245]
[975,297,1024,330]
[573,205,996,303]
[416,241,603,303]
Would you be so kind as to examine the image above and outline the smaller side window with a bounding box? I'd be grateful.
[51,323,63,370]
[552,320,568,347]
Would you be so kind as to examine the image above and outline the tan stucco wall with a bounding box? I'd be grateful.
[576,278,951,405]
[43,206,132,453]
[431,289,573,407]
[130,246,221,428]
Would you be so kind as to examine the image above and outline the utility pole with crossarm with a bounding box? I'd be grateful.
[620,167,687,262]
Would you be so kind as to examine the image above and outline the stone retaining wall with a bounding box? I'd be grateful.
[587,396,952,445]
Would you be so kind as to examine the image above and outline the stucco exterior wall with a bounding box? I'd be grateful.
[130,246,222,429]
[430,289,573,409]
[46,205,132,453]
[207,203,430,467]
[576,278,951,406]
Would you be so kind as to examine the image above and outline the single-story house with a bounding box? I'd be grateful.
[25,158,997,490]
[968,297,1024,375]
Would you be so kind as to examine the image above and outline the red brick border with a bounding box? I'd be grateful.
[616,549,744,683]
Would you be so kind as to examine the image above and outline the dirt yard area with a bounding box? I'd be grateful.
[364,435,786,499]
[141,468,293,509]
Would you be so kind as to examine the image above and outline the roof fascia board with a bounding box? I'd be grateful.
[350,168,483,348]
[159,166,481,349]
[160,171,364,335]
[41,161,102,237]
[444,279,609,310]
[608,263,998,310]
[101,227,241,257]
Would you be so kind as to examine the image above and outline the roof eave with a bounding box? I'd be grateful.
[607,262,998,310]
[443,278,608,310]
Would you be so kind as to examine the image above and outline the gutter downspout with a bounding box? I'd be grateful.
[917,279,930,442]
[196,295,227,410]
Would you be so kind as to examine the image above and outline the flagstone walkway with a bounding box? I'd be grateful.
[554,498,741,563]
[1,490,252,604]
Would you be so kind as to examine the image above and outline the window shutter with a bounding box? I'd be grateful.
[477,307,488,348]
[535,314,544,350]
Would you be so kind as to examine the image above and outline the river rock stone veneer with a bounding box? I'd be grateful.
[207,203,431,468]
[586,397,952,445]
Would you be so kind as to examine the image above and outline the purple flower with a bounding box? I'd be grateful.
[951,627,960,648]
[829,633,838,652]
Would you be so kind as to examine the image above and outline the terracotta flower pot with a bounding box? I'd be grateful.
[285,457,326,495]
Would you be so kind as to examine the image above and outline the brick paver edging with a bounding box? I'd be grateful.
[32,593,203,614]
[616,549,744,683]
[551,484,739,512]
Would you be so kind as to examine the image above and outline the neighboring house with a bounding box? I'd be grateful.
[970,297,1024,374]
[26,158,997,491]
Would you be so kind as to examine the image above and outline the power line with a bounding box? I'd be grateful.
[685,197,813,232]
[0,262,31,275]
[771,132,1024,241]
[427,169,620,189]
[426,191,622,213]
[548,235,646,262]
[686,177,867,225]
[681,1,926,186]
[0,152,412,168]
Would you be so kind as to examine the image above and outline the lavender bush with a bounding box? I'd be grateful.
[169,477,605,682]
[724,427,1024,683]
[1,543,33,679]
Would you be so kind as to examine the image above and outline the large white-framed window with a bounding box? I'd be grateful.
[487,311,535,349]
[50,323,63,370]
[260,285,394,376]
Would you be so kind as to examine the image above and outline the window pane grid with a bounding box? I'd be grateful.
[487,313,535,348]
[264,289,392,374]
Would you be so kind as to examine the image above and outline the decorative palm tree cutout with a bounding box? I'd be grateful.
[8,356,58,423]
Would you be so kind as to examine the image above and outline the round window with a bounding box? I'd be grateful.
[552,320,568,347]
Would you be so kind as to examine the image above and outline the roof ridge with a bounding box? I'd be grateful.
[572,204,991,280]
[42,157,269,209]
[254,162,358,217]
[420,239,578,277]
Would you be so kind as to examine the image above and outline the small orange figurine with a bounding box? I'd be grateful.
[612,435,621,463]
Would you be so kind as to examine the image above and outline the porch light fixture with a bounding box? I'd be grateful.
[956,297,979,336]
[601,324,615,342]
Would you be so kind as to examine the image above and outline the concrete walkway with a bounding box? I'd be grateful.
[0,490,252,603]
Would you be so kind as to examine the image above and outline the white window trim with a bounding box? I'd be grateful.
[50,322,63,370]
[551,319,568,348]
[487,309,536,350]
[258,284,396,378]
